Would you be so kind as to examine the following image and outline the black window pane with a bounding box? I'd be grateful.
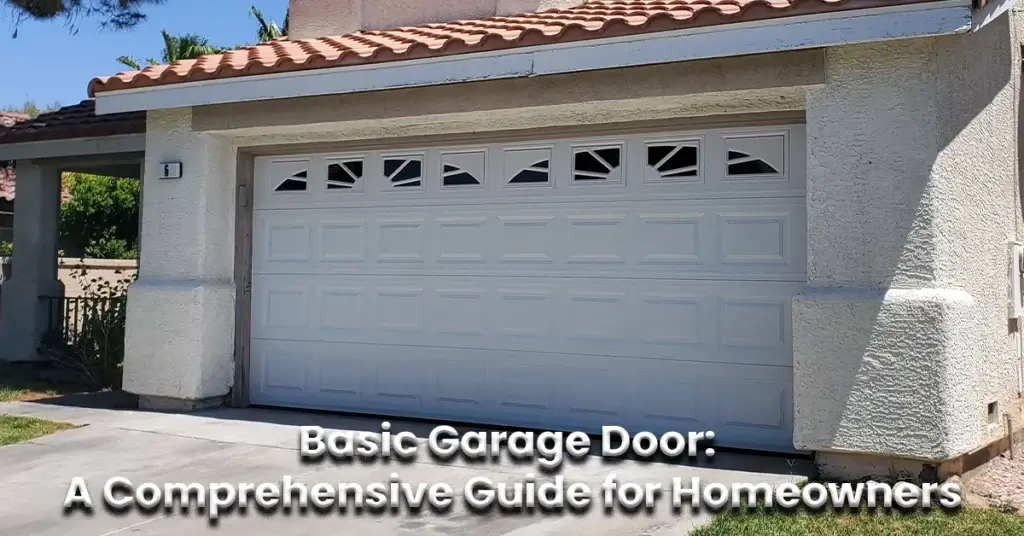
[276,178,306,191]
[444,172,480,186]
[729,160,778,175]
[510,170,549,184]
[392,160,422,183]
[648,146,674,167]
[595,148,620,168]
[574,151,607,175]
[344,161,363,179]
[383,159,403,177]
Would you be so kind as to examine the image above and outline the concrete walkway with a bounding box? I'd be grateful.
[0,397,812,535]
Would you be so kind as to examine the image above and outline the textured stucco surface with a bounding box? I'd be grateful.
[192,50,825,133]
[122,108,236,400]
[128,11,1024,472]
[0,163,64,361]
[796,15,1024,466]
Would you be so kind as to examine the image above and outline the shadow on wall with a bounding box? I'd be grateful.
[58,258,137,298]
[812,16,1015,461]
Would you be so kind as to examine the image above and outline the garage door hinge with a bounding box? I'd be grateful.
[237,185,248,207]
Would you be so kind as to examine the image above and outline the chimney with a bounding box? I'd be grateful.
[287,0,584,40]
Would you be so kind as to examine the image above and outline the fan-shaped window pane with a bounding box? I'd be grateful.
[275,170,308,192]
[727,150,779,175]
[573,147,622,183]
[646,143,699,181]
[384,157,423,188]
[509,160,550,184]
[327,160,363,190]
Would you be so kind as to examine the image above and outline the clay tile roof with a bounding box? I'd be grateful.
[0,167,13,202]
[0,100,145,145]
[0,113,23,201]
[0,112,28,128]
[88,0,929,96]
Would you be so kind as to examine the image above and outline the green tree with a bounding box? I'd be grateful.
[3,99,62,119]
[5,0,165,37]
[60,174,139,259]
[250,5,284,42]
[116,29,225,70]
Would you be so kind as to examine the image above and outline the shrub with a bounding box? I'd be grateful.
[38,266,135,390]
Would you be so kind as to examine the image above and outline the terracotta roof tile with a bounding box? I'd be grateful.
[89,0,934,95]
[0,100,145,145]
[0,167,13,202]
[0,112,28,129]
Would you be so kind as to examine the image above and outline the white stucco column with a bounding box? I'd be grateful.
[0,161,64,361]
[122,108,236,408]
[795,14,1021,476]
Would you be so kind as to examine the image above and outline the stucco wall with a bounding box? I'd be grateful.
[122,108,236,402]
[795,15,1023,465]
[57,258,137,297]
[124,11,1023,467]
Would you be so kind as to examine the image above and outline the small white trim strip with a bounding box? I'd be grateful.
[94,1,974,115]
[0,134,146,161]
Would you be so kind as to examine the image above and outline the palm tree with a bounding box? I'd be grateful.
[250,5,285,42]
[116,29,225,71]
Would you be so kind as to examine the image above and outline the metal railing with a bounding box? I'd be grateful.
[40,295,128,346]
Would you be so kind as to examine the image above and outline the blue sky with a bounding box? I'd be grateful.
[0,0,288,109]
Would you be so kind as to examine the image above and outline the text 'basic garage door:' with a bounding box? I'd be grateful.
[250,125,807,452]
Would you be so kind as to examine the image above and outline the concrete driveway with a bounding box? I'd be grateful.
[0,396,811,535]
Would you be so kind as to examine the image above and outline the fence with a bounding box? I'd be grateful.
[40,295,128,346]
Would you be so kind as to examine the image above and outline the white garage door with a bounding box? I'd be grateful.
[250,124,806,452]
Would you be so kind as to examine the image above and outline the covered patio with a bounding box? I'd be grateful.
[0,101,145,361]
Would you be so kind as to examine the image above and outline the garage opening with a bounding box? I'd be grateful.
[248,124,807,452]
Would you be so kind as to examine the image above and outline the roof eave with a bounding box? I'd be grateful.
[92,0,976,115]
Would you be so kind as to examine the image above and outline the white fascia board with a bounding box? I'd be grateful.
[94,0,973,115]
[0,134,146,161]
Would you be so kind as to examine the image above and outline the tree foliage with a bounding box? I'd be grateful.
[250,5,283,43]
[60,173,139,259]
[5,0,166,37]
[116,28,224,70]
[3,99,62,119]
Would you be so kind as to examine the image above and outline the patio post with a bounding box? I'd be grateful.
[0,161,65,361]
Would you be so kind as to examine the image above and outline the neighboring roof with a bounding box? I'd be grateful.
[0,100,145,145]
[0,113,22,200]
[88,0,934,96]
[0,167,13,202]
[0,112,28,128]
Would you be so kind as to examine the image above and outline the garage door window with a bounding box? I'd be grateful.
[441,150,486,189]
[327,159,363,191]
[505,147,552,187]
[383,156,424,189]
[572,145,623,185]
[724,134,785,178]
[645,140,700,182]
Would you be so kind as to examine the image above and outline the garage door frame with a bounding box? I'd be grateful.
[229,111,806,421]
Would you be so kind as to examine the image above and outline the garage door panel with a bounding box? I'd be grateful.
[253,199,805,279]
[253,274,798,367]
[250,339,795,451]
[251,125,805,452]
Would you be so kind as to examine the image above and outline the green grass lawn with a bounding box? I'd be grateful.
[0,362,78,402]
[693,505,1024,536]
[0,415,75,446]
[0,363,78,445]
